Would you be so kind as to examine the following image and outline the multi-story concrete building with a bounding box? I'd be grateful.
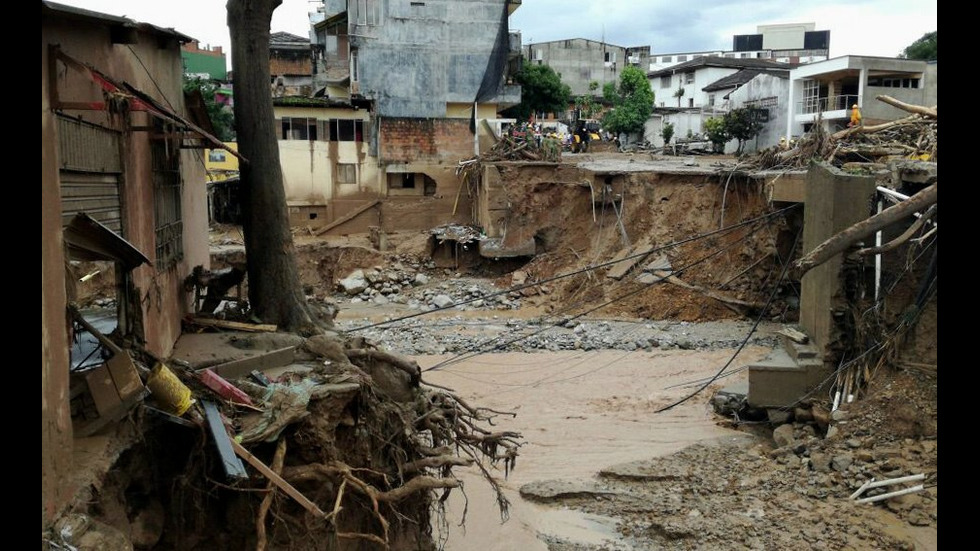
[786,55,937,138]
[522,38,652,97]
[289,0,522,234]
[647,23,829,73]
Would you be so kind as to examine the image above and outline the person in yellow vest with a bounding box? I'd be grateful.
[848,104,862,128]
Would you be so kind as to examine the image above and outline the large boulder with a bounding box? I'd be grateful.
[338,270,368,295]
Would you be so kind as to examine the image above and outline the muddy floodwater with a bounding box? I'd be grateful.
[419,346,771,550]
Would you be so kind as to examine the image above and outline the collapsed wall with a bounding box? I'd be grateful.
[472,161,801,322]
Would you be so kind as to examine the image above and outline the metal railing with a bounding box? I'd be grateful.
[796,94,860,115]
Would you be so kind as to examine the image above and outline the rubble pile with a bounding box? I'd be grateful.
[748,95,937,171]
[338,317,782,357]
[524,367,936,551]
[335,267,524,312]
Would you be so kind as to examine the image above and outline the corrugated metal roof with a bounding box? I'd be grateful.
[648,56,793,78]
[702,69,788,92]
[42,1,195,43]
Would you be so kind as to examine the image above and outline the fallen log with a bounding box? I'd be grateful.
[855,204,936,257]
[831,114,925,141]
[876,95,937,119]
[794,182,937,275]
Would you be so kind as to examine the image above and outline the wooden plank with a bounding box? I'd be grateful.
[312,199,381,236]
[202,401,249,480]
[185,316,278,333]
[231,439,327,517]
[207,347,296,380]
[606,247,651,280]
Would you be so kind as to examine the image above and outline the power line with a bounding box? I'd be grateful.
[348,203,800,334]
[655,223,803,414]
[424,213,777,374]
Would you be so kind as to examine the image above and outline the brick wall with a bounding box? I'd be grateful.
[380,118,474,163]
[270,52,311,76]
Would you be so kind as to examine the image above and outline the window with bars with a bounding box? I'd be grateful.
[151,129,183,271]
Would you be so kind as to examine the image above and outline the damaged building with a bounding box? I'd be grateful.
[42,0,237,524]
[274,0,523,234]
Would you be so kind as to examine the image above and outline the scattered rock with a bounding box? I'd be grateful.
[773,424,795,448]
[432,295,454,308]
[338,270,368,295]
[810,452,832,473]
[831,453,854,472]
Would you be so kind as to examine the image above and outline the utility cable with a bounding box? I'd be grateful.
[654,224,803,414]
[425,214,776,374]
[347,203,800,334]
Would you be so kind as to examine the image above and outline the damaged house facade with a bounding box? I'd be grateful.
[42,1,230,524]
[278,0,522,234]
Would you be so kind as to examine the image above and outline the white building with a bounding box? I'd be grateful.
[786,56,937,139]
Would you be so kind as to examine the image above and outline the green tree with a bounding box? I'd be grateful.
[703,117,728,153]
[722,107,764,155]
[504,63,572,121]
[574,80,601,119]
[183,76,236,141]
[900,31,937,60]
[661,122,675,144]
[601,66,655,136]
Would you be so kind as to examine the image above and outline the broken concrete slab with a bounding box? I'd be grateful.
[518,479,618,502]
[478,236,536,258]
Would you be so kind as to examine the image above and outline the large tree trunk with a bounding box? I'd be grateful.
[794,182,937,276]
[228,0,319,335]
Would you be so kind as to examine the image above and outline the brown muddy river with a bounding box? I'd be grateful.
[419,346,772,550]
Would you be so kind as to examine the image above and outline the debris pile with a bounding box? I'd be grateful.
[749,95,937,171]
[59,316,522,549]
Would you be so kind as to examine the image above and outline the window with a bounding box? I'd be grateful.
[351,49,359,82]
[151,124,183,271]
[281,118,317,140]
[684,72,694,84]
[337,163,357,184]
[352,0,380,25]
[661,56,672,63]
[320,119,365,142]
[660,75,672,88]
[604,51,616,63]
[740,53,750,58]
[688,98,694,108]
[208,150,226,163]
[708,94,716,107]
[676,55,688,62]
[724,53,735,58]
[868,76,920,89]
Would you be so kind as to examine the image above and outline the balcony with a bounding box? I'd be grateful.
[794,94,860,123]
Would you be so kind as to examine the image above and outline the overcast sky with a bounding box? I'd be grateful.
[54,0,937,69]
